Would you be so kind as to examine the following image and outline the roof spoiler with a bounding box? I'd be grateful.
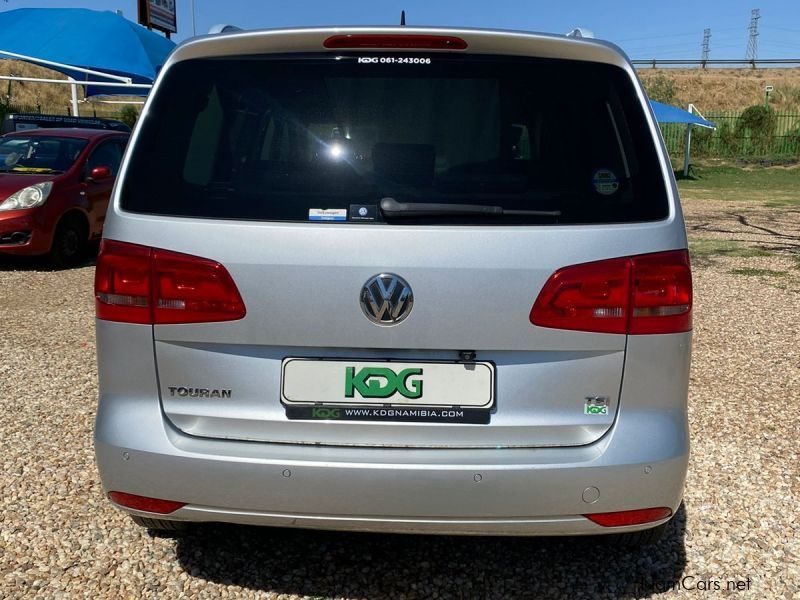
[566,28,594,39]
[207,24,595,39]
[208,24,242,35]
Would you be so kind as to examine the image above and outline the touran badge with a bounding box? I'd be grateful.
[360,273,413,325]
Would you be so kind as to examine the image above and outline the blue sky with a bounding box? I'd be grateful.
[4,0,800,59]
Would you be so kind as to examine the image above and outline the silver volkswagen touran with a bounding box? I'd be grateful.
[94,26,692,546]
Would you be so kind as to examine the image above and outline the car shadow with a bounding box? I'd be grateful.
[172,503,687,599]
[0,244,98,272]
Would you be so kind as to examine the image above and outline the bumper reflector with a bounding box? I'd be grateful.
[584,507,672,527]
[108,491,186,514]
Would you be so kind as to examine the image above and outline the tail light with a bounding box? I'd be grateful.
[95,240,246,325]
[530,250,691,335]
[627,251,693,334]
[584,507,673,527]
[108,491,186,514]
[323,34,468,50]
[94,240,151,324]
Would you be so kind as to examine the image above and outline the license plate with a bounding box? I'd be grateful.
[281,358,494,423]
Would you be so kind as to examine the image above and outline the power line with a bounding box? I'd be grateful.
[761,25,800,34]
[758,40,800,49]
[746,8,760,61]
[614,26,743,44]
[616,31,701,43]
[711,43,752,50]
[624,40,717,52]
[621,34,770,54]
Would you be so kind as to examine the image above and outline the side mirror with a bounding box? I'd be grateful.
[88,165,112,181]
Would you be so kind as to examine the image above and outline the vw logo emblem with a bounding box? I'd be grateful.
[360,273,413,326]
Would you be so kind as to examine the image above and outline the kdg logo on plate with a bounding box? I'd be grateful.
[345,366,424,399]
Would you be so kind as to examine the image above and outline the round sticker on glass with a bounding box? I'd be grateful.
[592,169,620,196]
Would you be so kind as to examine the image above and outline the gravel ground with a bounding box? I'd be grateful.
[1,197,799,599]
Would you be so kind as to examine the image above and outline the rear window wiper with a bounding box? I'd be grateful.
[379,197,561,218]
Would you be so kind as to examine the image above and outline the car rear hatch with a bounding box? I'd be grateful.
[101,29,686,449]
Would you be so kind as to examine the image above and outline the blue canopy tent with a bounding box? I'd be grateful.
[0,8,175,113]
[650,100,716,175]
[650,100,715,128]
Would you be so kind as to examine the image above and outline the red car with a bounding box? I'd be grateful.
[0,128,129,266]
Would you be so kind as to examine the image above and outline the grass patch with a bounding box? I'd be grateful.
[728,267,788,277]
[677,165,800,205]
[689,238,774,259]
[764,197,800,207]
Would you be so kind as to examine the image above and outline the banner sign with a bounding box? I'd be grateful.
[139,0,177,35]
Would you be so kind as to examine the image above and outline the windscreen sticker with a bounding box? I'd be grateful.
[349,204,378,221]
[357,56,432,65]
[591,169,620,196]
[309,208,347,222]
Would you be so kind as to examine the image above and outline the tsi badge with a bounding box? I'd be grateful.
[345,366,423,400]
[584,396,609,415]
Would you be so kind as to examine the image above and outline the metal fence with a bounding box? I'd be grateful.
[633,58,800,68]
[660,111,800,158]
[0,102,130,122]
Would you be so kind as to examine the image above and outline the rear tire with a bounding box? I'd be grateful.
[48,214,88,268]
[129,515,188,532]
[606,521,670,547]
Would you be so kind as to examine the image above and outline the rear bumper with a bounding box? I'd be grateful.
[94,324,690,536]
[95,396,688,536]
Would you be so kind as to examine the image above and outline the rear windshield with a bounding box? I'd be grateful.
[122,54,669,225]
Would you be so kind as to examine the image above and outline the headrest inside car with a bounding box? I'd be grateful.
[372,143,435,187]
